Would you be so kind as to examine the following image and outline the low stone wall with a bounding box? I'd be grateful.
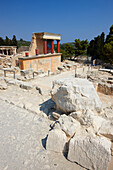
[97,83,113,95]
[19,53,61,72]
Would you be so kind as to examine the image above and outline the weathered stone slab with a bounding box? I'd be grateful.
[70,109,94,127]
[66,64,72,68]
[46,129,66,153]
[20,82,33,90]
[57,66,65,71]
[20,68,33,76]
[51,78,102,114]
[57,114,80,137]
[52,114,81,137]
[68,135,111,170]
[99,120,113,141]
[5,78,22,86]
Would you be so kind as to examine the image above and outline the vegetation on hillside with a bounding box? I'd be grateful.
[0,36,30,48]
[87,25,113,64]
[17,38,30,48]
[0,25,113,64]
[74,39,88,57]
[59,39,88,61]
[0,35,17,46]
[59,25,113,64]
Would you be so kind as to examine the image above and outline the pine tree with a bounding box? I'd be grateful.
[74,39,88,57]
[65,43,74,59]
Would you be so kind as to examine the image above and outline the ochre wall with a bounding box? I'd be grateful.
[19,55,61,72]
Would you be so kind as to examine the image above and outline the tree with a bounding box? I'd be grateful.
[60,44,66,61]
[110,25,113,35]
[65,43,74,59]
[100,32,105,60]
[60,43,65,51]
[12,35,17,46]
[94,36,101,59]
[5,36,10,46]
[103,41,113,63]
[74,39,88,57]
[0,37,4,46]
[20,38,24,42]
[87,32,105,60]
[60,48,66,61]
[87,40,95,56]
[103,25,113,63]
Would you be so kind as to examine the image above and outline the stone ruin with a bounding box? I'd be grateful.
[46,78,113,170]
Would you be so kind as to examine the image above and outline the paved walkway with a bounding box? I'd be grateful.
[0,100,84,170]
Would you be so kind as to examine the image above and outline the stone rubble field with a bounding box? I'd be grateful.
[0,65,113,170]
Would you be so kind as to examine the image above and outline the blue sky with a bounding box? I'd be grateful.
[0,0,113,43]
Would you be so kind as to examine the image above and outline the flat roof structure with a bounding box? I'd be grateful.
[29,32,61,55]
[34,32,61,40]
[19,32,61,72]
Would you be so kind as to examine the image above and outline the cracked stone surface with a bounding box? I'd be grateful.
[0,99,85,170]
[68,135,111,170]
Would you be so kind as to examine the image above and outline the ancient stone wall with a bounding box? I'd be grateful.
[17,46,29,53]
[97,83,113,95]
[19,55,61,72]
[29,33,37,56]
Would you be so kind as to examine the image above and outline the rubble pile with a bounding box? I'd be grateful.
[0,55,13,68]
[46,78,113,170]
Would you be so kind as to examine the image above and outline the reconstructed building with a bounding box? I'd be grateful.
[18,32,61,72]
[0,46,17,55]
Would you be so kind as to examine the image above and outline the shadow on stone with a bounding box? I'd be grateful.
[39,98,56,116]
[42,134,48,149]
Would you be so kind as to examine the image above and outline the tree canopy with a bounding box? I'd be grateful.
[12,35,17,46]
[65,43,74,59]
[87,32,105,60]
[0,35,17,46]
[87,25,113,64]
[74,39,88,57]
[59,43,74,61]
[104,25,113,63]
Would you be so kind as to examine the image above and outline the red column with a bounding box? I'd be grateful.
[51,40,54,53]
[36,49,39,55]
[57,40,60,53]
[44,40,47,54]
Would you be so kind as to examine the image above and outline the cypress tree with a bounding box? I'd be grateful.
[12,35,17,46]
[0,37,5,46]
